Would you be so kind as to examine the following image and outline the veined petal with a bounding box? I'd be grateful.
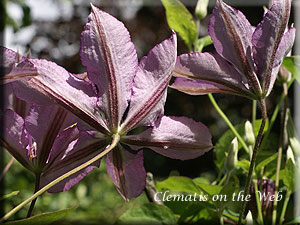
[12,58,109,134]
[123,116,213,160]
[106,145,146,201]
[120,33,177,133]
[252,0,292,94]
[25,104,77,168]
[0,47,38,84]
[209,0,261,94]
[80,4,138,130]
[173,52,255,99]
[171,77,243,96]
[41,129,107,192]
[266,27,295,96]
[0,109,33,171]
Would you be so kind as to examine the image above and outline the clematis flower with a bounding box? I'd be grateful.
[0,104,105,193]
[7,5,213,200]
[171,0,295,100]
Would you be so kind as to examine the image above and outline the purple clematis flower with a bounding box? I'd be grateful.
[171,0,295,100]
[6,5,213,200]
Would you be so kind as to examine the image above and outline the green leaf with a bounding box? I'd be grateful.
[117,203,176,225]
[284,216,300,225]
[282,159,295,192]
[194,35,213,52]
[196,183,223,197]
[5,206,77,225]
[0,191,19,201]
[161,0,197,50]
[237,160,250,172]
[287,114,300,157]
[255,153,278,174]
[282,56,300,84]
[193,177,210,185]
[156,176,201,195]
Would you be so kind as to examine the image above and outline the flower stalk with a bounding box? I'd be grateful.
[238,99,267,225]
[27,173,41,218]
[0,134,120,222]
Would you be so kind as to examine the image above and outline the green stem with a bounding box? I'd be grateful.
[27,173,41,218]
[272,83,289,225]
[254,180,264,225]
[0,134,120,222]
[208,93,249,153]
[238,99,267,225]
[279,190,292,225]
[261,77,294,150]
[252,100,257,127]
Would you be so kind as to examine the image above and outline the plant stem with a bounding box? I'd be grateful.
[208,93,250,153]
[272,82,289,225]
[26,173,41,218]
[0,157,14,181]
[253,180,264,225]
[279,190,291,225]
[238,99,267,225]
[252,100,257,127]
[0,134,120,222]
[261,77,294,150]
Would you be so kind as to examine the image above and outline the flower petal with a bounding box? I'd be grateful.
[266,27,296,96]
[12,58,109,134]
[106,145,146,200]
[172,52,255,99]
[25,104,77,167]
[41,129,107,192]
[209,0,261,94]
[123,116,213,160]
[0,109,33,171]
[80,4,138,130]
[171,77,242,96]
[252,0,292,94]
[120,33,177,133]
[0,47,38,84]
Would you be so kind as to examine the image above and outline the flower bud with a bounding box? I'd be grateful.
[225,137,238,172]
[245,210,253,225]
[277,65,291,85]
[195,0,209,20]
[287,146,296,165]
[244,121,255,146]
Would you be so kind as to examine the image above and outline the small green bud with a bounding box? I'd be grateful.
[225,137,238,172]
[245,210,253,225]
[244,121,255,146]
[195,0,209,20]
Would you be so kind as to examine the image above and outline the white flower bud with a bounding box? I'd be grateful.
[287,146,296,165]
[245,210,253,225]
[244,121,255,146]
[225,137,238,172]
[195,0,209,20]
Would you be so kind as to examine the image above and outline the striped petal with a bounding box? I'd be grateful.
[80,4,138,130]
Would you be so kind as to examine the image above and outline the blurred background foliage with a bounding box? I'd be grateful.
[1,0,295,224]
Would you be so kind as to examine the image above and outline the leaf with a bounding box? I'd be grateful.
[196,183,223,197]
[237,160,250,172]
[284,216,300,225]
[117,203,176,225]
[282,56,300,84]
[156,176,201,195]
[214,119,269,169]
[0,191,19,201]
[255,153,278,174]
[287,114,300,157]
[194,35,213,52]
[282,159,295,192]
[161,0,197,50]
[5,206,77,225]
